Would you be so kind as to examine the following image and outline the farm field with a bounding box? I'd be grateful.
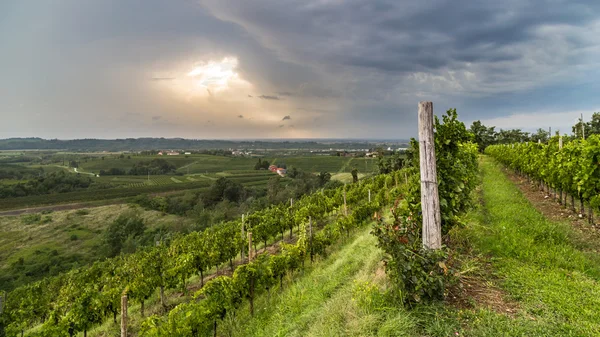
[0,153,377,211]
[271,156,378,173]
[0,204,194,291]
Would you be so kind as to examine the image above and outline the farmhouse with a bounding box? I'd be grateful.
[268,165,278,172]
[167,151,180,156]
[276,168,287,177]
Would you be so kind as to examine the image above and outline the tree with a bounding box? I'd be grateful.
[572,112,600,138]
[496,129,530,144]
[317,171,331,187]
[530,128,550,143]
[351,167,358,183]
[469,120,497,152]
[102,212,146,257]
[254,158,270,170]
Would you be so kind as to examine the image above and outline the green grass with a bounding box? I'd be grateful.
[212,227,422,337]
[449,156,600,336]
[0,205,194,291]
[215,157,600,337]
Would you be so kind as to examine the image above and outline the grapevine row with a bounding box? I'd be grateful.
[0,172,399,337]
[486,135,600,219]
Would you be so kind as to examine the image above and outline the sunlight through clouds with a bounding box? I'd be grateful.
[187,57,241,90]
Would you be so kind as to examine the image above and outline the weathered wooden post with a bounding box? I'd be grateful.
[418,101,442,249]
[582,113,586,140]
[0,291,4,315]
[248,232,253,261]
[121,294,128,337]
[241,214,245,262]
[559,136,563,149]
[368,189,371,203]
[343,188,348,216]
[309,216,313,263]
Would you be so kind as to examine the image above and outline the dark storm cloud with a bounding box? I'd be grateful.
[2,0,599,139]
[281,115,291,121]
[202,0,600,101]
[258,95,280,100]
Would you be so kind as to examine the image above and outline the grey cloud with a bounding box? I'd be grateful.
[152,116,162,121]
[238,115,244,118]
[282,115,291,121]
[201,0,600,96]
[2,0,600,139]
[259,95,280,100]
[278,124,284,128]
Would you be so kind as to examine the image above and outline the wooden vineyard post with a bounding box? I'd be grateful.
[0,291,4,315]
[343,188,348,216]
[121,294,128,337]
[418,101,442,249]
[582,113,586,140]
[368,189,371,203]
[309,216,313,263]
[248,232,253,261]
[559,136,563,149]
[241,214,245,262]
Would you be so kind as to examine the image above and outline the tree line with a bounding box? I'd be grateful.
[469,111,600,153]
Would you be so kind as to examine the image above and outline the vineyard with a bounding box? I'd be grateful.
[486,134,600,222]
[0,107,483,337]
[0,170,394,337]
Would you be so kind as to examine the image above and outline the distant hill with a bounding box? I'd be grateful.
[0,138,408,151]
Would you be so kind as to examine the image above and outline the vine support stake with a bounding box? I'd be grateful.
[248,231,253,261]
[343,188,348,216]
[418,101,442,250]
[0,291,4,314]
[309,216,313,263]
[368,189,371,203]
[241,214,245,262]
[121,294,127,337]
[559,136,563,149]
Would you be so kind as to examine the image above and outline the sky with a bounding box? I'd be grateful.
[1,0,599,140]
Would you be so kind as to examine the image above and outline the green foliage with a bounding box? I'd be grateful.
[128,158,176,175]
[469,120,496,152]
[486,134,600,216]
[0,171,102,199]
[102,212,147,257]
[373,108,477,304]
[1,163,386,336]
[253,158,270,170]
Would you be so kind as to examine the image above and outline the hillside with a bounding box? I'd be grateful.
[195,157,600,336]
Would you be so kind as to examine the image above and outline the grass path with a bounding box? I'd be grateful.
[455,157,600,336]
[337,157,354,173]
[221,227,418,337]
